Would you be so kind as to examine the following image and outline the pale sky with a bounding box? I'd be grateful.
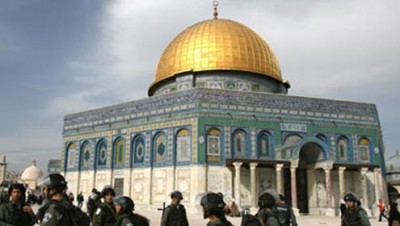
[1,0,399,172]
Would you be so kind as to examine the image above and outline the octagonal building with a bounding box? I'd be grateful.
[61,11,387,216]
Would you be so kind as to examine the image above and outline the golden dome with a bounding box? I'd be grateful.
[150,18,282,94]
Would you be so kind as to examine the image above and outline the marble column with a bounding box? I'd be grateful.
[233,162,243,208]
[276,164,284,195]
[338,167,346,200]
[360,168,370,212]
[324,165,334,216]
[374,168,381,204]
[290,160,298,210]
[250,162,258,211]
[324,166,333,208]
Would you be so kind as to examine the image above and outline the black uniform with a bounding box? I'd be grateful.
[389,203,400,226]
[161,204,189,226]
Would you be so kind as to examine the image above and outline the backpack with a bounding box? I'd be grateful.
[37,200,90,226]
[241,205,291,226]
[241,213,263,226]
[273,203,291,226]
[72,205,91,226]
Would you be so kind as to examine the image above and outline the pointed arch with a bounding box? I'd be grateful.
[65,142,77,170]
[175,128,191,163]
[131,134,145,165]
[153,132,167,164]
[232,129,247,158]
[337,136,350,162]
[95,139,108,168]
[80,141,91,170]
[358,137,370,162]
[207,128,221,156]
[257,130,272,158]
[112,137,125,168]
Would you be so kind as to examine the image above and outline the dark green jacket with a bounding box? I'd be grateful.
[92,202,117,226]
[0,202,36,226]
[341,205,371,226]
[161,204,189,226]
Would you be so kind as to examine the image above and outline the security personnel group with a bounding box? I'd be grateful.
[0,173,389,226]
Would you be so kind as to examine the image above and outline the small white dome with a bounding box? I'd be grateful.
[21,160,43,181]
[386,151,400,173]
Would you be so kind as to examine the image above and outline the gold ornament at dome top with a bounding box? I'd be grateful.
[152,18,282,88]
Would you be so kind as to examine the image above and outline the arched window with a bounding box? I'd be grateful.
[207,128,221,156]
[154,132,167,163]
[133,135,145,164]
[176,129,190,162]
[81,141,91,169]
[96,140,107,167]
[113,138,125,167]
[258,132,270,157]
[232,130,246,158]
[359,138,370,162]
[66,143,77,168]
[337,137,349,162]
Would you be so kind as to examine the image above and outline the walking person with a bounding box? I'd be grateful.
[77,191,84,209]
[379,199,388,222]
[0,183,36,226]
[161,191,189,226]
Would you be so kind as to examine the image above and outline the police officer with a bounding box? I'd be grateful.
[161,191,189,226]
[0,183,36,226]
[92,186,117,226]
[114,196,149,226]
[341,192,371,226]
[87,188,101,219]
[200,192,233,226]
[37,173,75,226]
[256,191,280,226]
[278,194,297,226]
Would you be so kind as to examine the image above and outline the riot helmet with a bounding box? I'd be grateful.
[344,192,359,202]
[39,173,67,192]
[258,192,276,209]
[171,191,183,200]
[200,192,226,219]
[114,196,135,214]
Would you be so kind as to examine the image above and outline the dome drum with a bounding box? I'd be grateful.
[150,70,289,96]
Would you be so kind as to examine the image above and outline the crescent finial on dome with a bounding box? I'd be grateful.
[213,0,219,19]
